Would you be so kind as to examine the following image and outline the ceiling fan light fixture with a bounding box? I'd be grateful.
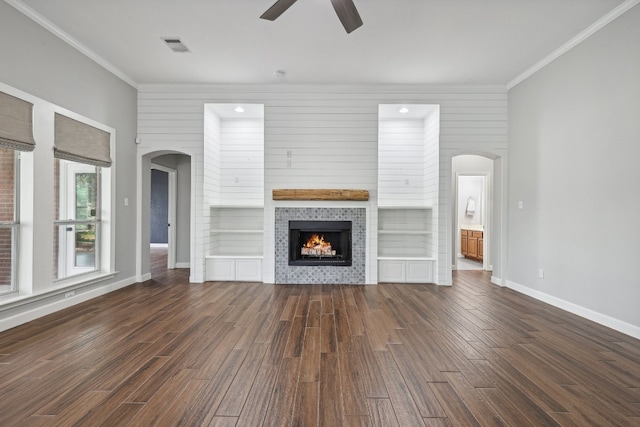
[234,106,245,113]
[399,107,409,114]
[260,0,362,33]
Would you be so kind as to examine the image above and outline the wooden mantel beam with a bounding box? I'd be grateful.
[272,189,369,201]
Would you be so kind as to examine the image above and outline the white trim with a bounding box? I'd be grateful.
[490,275,504,287]
[506,280,640,340]
[175,262,190,269]
[454,171,491,272]
[137,272,152,282]
[150,164,177,269]
[137,148,199,284]
[0,274,134,333]
[5,0,138,89]
[507,0,640,89]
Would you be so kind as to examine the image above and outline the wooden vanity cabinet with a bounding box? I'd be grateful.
[461,229,483,261]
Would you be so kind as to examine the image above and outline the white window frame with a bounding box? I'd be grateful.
[0,149,19,295]
[51,106,115,287]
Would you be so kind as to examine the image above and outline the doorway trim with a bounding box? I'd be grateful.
[454,171,491,272]
[443,151,507,287]
[150,164,177,269]
[136,147,197,283]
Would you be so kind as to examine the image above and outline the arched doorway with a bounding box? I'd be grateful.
[136,149,195,282]
[446,152,507,287]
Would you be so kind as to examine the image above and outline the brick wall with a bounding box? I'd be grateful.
[0,147,15,286]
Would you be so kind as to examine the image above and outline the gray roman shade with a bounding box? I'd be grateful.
[54,113,112,167]
[0,91,36,152]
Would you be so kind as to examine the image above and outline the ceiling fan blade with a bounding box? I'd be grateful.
[330,0,363,33]
[260,0,298,21]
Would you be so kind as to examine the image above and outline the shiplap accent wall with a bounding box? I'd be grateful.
[424,109,440,270]
[378,119,427,204]
[218,119,264,206]
[137,85,507,284]
[203,105,221,205]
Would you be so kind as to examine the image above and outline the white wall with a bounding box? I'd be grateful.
[218,118,264,205]
[508,5,640,336]
[0,1,137,330]
[378,119,426,204]
[138,85,508,284]
[458,176,484,227]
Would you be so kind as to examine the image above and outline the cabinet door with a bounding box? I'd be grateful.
[236,258,262,281]
[378,260,406,282]
[478,238,483,260]
[461,234,468,256]
[206,258,235,281]
[406,260,433,283]
[468,237,478,258]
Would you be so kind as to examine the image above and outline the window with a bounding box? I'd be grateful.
[54,159,101,280]
[52,112,112,282]
[0,147,18,294]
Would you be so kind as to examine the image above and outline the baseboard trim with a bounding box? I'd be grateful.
[506,280,640,340]
[137,273,152,282]
[491,276,505,287]
[0,275,136,333]
[175,262,190,269]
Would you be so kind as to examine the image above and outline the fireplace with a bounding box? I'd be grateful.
[289,220,352,266]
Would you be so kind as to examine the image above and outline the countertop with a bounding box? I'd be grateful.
[461,224,484,232]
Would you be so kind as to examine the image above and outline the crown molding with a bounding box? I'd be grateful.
[507,0,640,90]
[5,0,138,89]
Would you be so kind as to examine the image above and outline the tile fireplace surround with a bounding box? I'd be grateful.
[275,207,366,284]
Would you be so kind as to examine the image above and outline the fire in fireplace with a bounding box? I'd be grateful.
[289,220,352,266]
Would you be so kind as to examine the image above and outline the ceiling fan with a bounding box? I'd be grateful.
[260,0,363,34]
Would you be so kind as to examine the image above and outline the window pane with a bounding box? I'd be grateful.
[0,146,17,292]
[0,146,15,222]
[74,223,96,267]
[75,173,96,221]
[0,227,14,289]
[54,158,100,280]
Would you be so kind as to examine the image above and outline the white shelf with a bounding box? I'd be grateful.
[210,229,263,234]
[210,204,264,209]
[378,230,432,235]
[209,205,265,264]
[377,206,434,282]
[206,255,263,259]
[378,205,433,210]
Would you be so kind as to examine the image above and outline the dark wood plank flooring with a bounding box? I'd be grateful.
[1,251,639,426]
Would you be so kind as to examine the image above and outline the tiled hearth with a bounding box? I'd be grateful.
[275,207,366,284]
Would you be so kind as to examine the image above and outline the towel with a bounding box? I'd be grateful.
[465,198,476,216]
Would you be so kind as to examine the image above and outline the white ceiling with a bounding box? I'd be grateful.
[9,0,632,87]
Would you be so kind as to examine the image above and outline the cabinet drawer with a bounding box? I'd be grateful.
[460,229,468,236]
[471,231,483,238]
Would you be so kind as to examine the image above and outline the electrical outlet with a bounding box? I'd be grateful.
[64,291,75,299]
[538,268,544,279]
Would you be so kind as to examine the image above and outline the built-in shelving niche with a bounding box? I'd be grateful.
[204,103,265,282]
[377,104,440,283]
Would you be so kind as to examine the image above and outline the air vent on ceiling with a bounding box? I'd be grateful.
[162,37,190,53]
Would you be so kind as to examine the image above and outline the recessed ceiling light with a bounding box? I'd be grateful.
[399,107,409,114]
[234,106,245,113]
